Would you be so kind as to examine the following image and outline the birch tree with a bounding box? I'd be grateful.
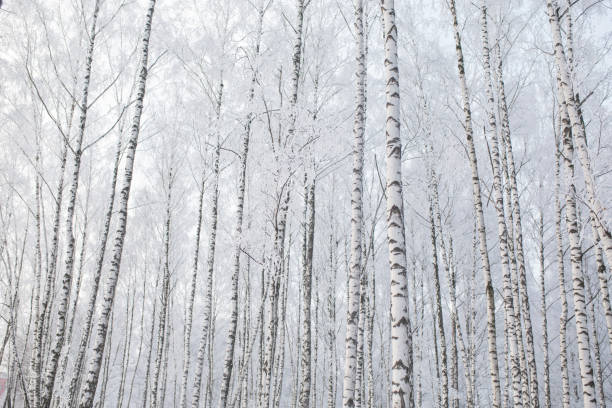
[77,1,158,405]
[448,1,502,404]
[381,0,413,405]
[342,0,366,406]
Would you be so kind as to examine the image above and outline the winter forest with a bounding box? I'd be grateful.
[0,0,611,406]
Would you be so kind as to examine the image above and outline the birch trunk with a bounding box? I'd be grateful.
[557,72,597,406]
[259,0,304,405]
[546,0,612,269]
[191,109,222,408]
[479,6,523,407]
[554,134,571,408]
[381,1,413,405]
[343,0,366,406]
[585,276,606,408]
[448,1,501,404]
[178,167,206,408]
[42,2,102,404]
[428,198,448,407]
[539,213,551,408]
[67,132,122,408]
[217,5,265,404]
[298,181,315,408]
[77,1,157,405]
[151,169,173,408]
[592,227,612,353]
[494,41,539,408]
[29,143,43,408]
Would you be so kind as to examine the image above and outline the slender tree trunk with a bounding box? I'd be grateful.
[343,1,366,406]
[299,181,315,408]
[380,1,413,406]
[554,133,571,408]
[557,71,597,407]
[151,169,173,408]
[585,275,606,408]
[42,2,102,404]
[77,1,158,405]
[428,197,448,407]
[326,234,337,408]
[546,0,612,269]
[494,41,539,408]
[217,5,265,403]
[480,6,523,407]
[179,166,206,408]
[29,142,43,408]
[192,97,222,407]
[539,213,551,408]
[259,0,304,405]
[448,1,502,405]
[67,132,122,408]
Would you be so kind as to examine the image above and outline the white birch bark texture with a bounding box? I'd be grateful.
[217,5,265,405]
[557,70,597,407]
[77,1,158,406]
[545,0,612,269]
[342,0,366,406]
[29,143,43,408]
[299,181,315,408]
[178,168,205,408]
[539,213,551,408]
[150,170,173,408]
[41,1,101,405]
[192,109,221,408]
[380,1,413,406]
[259,0,304,406]
[479,6,523,407]
[448,1,501,405]
[494,40,539,408]
[68,133,123,408]
[554,136,571,408]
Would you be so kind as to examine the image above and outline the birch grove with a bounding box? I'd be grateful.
[1,0,611,407]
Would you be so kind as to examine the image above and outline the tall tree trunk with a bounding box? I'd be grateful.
[495,41,539,408]
[554,133,571,408]
[29,142,43,408]
[539,213,551,408]
[380,1,413,406]
[192,90,222,407]
[67,132,122,408]
[42,2,102,404]
[546,0,612,269]
[557,72,597,407]
[428,197,448,407]
[179,166,206,408]
[77,1,158,405]
[585,275,606,408]
[479,6,523,407]
[151,168,173,408]
[259,0,304,405]
[448,1,501,404]
[343,0,366,406]
[299,181,315,408]
[218,5,265,404]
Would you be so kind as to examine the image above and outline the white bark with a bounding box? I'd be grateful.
[556,71,597,407]
[448,1,502,404]
[218,5,265,404]
[77,1,157,405]
[546,0,612,269]
[42,1,101,404]
[539,213,551,408]
[479,6,523,406]
[381,1,413,406]
[342,0,366,406]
